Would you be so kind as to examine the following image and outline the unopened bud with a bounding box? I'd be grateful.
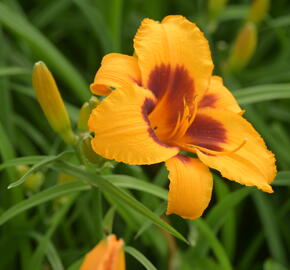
[89,96,99,110]
[208,0,229,20]
[227,23,257,73]
[77,102,91,133]
[32,62,77,145]
[247,0,270,24]
[57,173,77,184]
[80,135,103,165]
[80,234,125,270]
[78,96,99,133]
[54,173,78,206]
[17,165,44,193]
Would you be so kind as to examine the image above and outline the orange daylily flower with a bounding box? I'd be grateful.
[88,15,276,219]
[80,234,125,270]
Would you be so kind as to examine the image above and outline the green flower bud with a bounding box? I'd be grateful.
[32,62,77,145]
[227,23,257,73]
[247,0,270,24]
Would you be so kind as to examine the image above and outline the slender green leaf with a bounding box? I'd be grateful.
[67,258,83,270]
[0,2,89,101]
[8,151,73,189]
[0,120,17,180]
[30,232,64,270]
[107,0,123,51]
[0,61,15,145]
[73,0,112,53]
[103,207,115,235]
[233,84,290,105]
[0,66,29,76]
[214,179,236,261]
[134,202,166,240]
[53,161,188,243]
[93,189,104,241]
[237,233,264,270]
[14,115,50,152]
[104,191,140,229]
[253,192,287,265]
[206,187,253,229]
[267,15,290,29]
[244,106,290,169]
[264,259,288,270]
[0,181,89,225]
[193,219,232,270]
[0,172,169,226]
[0,120,15,160]
[198,187,253,255]
[33,0,72,28]
[125,246,158,270]
[104,175,168,200]
[239,195,290,269]
[219,5,248,21]
[29,194,77,270]
[0,156,47,171]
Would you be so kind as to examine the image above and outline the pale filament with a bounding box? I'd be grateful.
[184,139,247,156]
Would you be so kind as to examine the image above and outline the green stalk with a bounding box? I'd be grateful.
[108,0,123,52]
[193,219,232,270]
[28,194,77,269]
[252,192,288,265]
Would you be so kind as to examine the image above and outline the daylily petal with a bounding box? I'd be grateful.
[165,155,213,219]
[177,110,227,152]
[134,15,213,97]
[198,76,242,114]
[90,53,141,96]
[134,15,213,141]
[179,108,276,192]
[88,84,179,165]
[80,234,125,270]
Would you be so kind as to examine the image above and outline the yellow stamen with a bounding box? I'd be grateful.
[168,96,198,141]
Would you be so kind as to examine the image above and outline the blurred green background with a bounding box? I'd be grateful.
[0,0,290,269]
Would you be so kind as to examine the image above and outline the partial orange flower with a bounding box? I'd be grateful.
[88,15,276,219]
[80,234,125,270]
